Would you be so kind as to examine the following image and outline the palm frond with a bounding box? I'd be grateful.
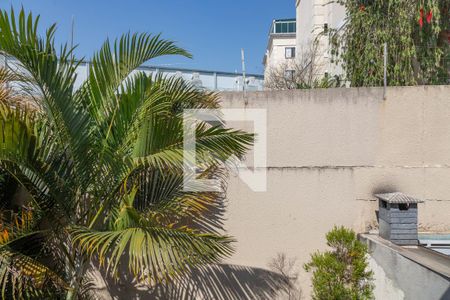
[83,32,191,126]
[0,104,75,218]
[129,123,253,175]
[0,8,94,191]
[0,212,68,299]
[130,166,227,233]
[0,246,68,299]
[0,66,34,108]
[70,224,234,283]
[119,75,254,174]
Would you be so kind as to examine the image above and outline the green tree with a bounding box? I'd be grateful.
[331,0,449,86]
[304,226,374,300]
[0,8,254,299]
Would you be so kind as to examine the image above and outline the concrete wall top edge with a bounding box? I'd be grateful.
[219,85,450,103]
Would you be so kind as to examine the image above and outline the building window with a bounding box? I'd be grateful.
[285,47,295,59]
[284,70,295,80]
[276,23,282,33]
[288,22,295,32]
[273,20,296,34]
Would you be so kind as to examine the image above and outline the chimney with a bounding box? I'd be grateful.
[375,192,424,245]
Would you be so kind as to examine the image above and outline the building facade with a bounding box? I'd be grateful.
[262,19,297,84]
[263,1,346,87]
[296,0,345,77]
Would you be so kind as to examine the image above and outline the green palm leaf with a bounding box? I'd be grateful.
[83,32,191,127]
[0,244,69,299]
[0,104,75,217]
[71,225,234,283]
[0,8,93,191]
[0,210,69,299]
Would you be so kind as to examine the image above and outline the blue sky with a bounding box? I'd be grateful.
[0,1,295,74]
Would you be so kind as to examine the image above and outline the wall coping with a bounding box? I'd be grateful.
[219,85,450,103]
[360,234,450,280]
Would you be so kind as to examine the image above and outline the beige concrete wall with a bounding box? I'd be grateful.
[220,85,450,298]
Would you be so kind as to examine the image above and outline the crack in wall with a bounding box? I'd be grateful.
[356,198,450,202]
[257,165,450,170]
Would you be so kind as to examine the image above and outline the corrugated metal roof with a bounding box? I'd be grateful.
[375,192,424,204]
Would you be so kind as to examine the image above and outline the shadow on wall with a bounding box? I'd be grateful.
[441,287,450,300]
[89,172,289,299]
[371,186,398,198]
[105,264,290,300]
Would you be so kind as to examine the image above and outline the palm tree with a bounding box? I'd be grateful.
[0,8,253,299]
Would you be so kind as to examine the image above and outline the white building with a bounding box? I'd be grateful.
[263,1,346,85]
[296,0,346,77]
[262,19,297,81]
[0,55,264,92]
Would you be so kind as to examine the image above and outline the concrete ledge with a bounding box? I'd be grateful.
[360,234,450,299]
[361,234,450,280]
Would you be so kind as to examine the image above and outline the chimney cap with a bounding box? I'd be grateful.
[375,192,424,204]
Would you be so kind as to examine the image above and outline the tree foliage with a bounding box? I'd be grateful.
[331,0,449,86]
[0,7,254,299]
[304,226,374,300]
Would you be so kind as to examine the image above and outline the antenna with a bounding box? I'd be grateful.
[241,48,246,96]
